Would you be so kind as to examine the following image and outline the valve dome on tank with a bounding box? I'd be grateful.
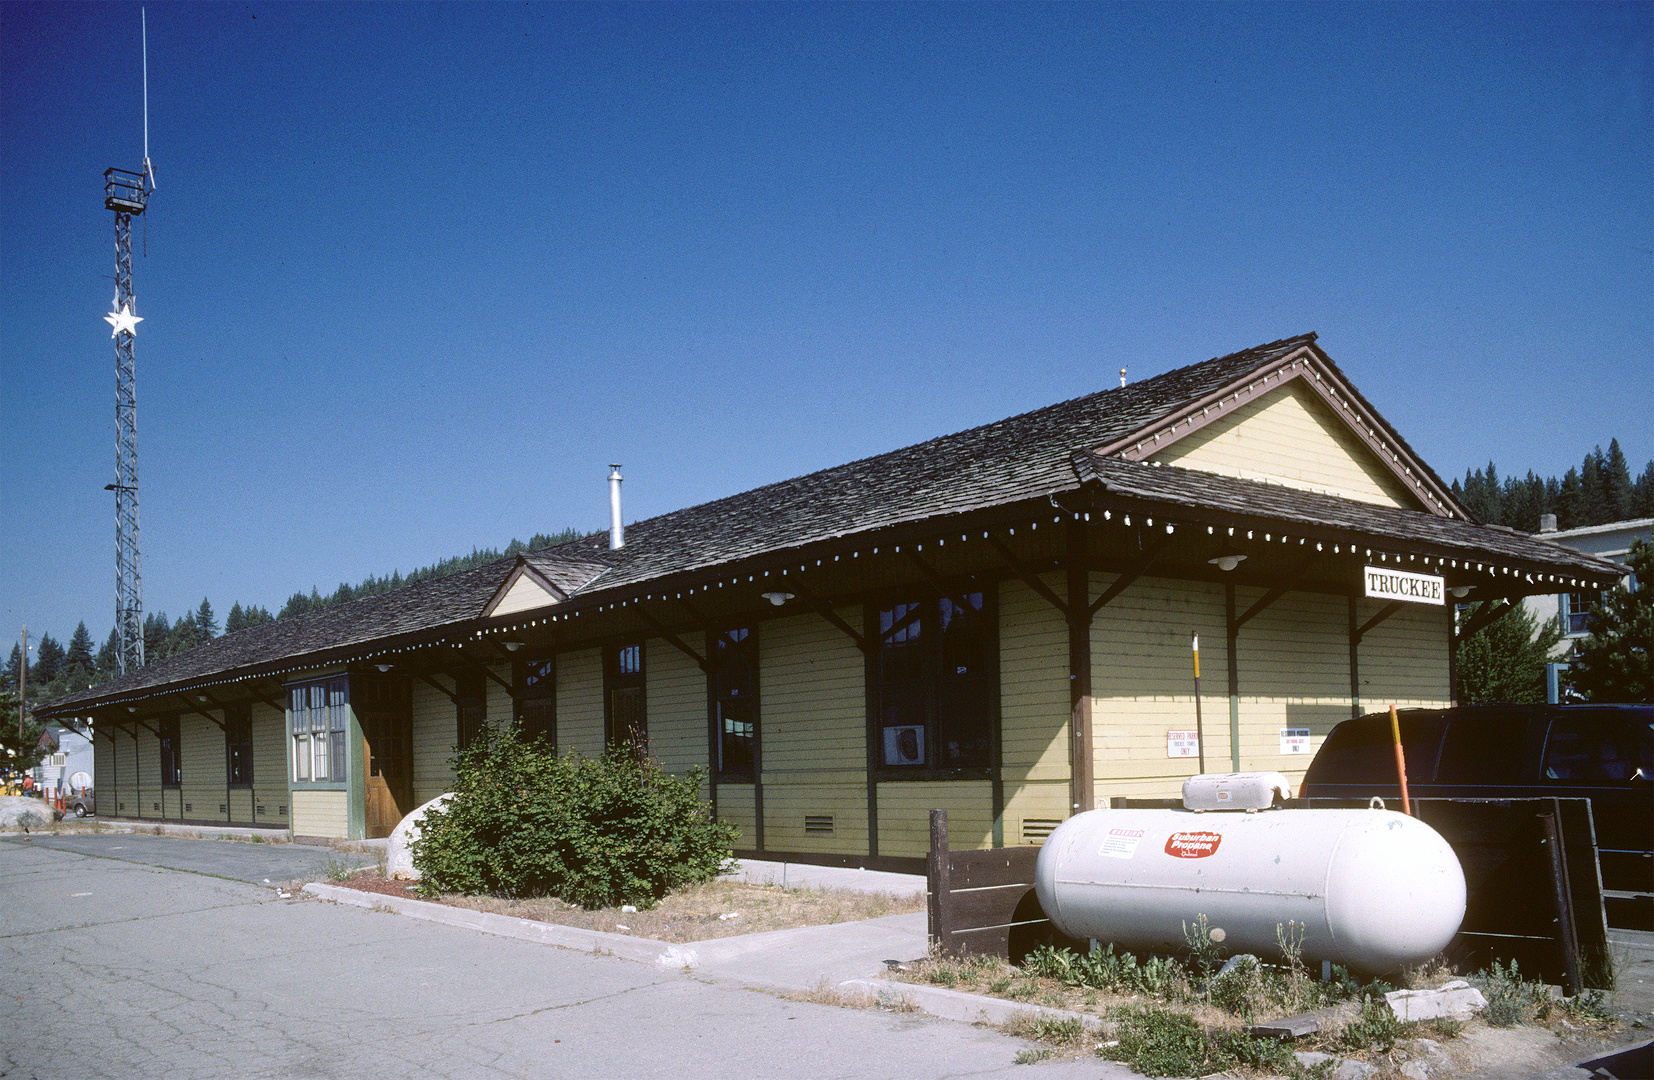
[1034,782,1466,973]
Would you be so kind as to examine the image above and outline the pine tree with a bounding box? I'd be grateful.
[1456,602,1564,704]
[195,598,218,641]
[144,612,171,661]
[241,605,275,629]
[1580,447,1610,526]
[1556,468,1584,530]
[1634,461,1654,518]
[1604,439,1634,521]
[4,643,20,689]
[96,627,119,674]
[33,633,63,686]
[1564,539,1652,703]
[63,622,95,678]
[225,602,246,635]
[166,615,199,656]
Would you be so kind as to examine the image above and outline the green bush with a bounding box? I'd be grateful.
[411,730,738,909]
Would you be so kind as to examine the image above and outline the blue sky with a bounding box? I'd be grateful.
[2,1,1650,652]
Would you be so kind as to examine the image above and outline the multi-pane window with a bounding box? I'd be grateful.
[874,591,994,772]
[515,656,556,746]
[1562,591,1604,636]
[713,628,757,779]
[225,703,253,787]
[290,678,348,782]
[159,715,182,787]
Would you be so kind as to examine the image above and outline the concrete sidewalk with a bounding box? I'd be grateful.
[718,857,926,898]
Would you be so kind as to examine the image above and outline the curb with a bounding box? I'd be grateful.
[836,978,1109,1030]
[302,882,687,967]
[303,882,1103,1034]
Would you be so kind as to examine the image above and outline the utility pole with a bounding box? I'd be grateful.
[18,626,27,738]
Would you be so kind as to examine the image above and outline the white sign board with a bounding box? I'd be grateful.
[1280,728,1312,755]
[1364,566,1445,606]
[1167,730,1200,758]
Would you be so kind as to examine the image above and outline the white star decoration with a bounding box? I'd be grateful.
[104,300,143,339]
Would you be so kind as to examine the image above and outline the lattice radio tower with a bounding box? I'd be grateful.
[102,10,156,675]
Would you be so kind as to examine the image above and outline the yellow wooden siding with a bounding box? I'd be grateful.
[1359,603,1451,710]
[1149,380,1419,509]
[290,789,349,838]
[760,608,867,855]
[491,572,557,617]
[1090,575,1229,801]
[999,575,1070,785]
[251,701,289,827]
[715,784,756,848]
[411,679,458,804]
[557,648,605,757]
[179,713,226,820]
[648,641,708,781]
[878,780,993,856]
[1002,782,1071,845]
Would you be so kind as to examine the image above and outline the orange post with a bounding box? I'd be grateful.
[1388,704,1411,815]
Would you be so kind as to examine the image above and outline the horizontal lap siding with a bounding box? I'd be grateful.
[879,780,993,856]
[1232,586,1350,788]
[761,609,866,856]
[180,713,225,821]
[716,784,756,848]
[1360,603,1450,709]
[648,642,708,786]
[999,576,1068,785]
[557,649,604,758]
[252,702,289,827]
[290,789,348,839]
[411,680,457,804]
[485,664,512,735]
[1149,381,1416,508]
[1091,576,1227,802]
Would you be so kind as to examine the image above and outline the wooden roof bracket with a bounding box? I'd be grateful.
[1453,599,1513,649]
[986,532,1069,619]
[1229,554,1319,633]
[172,693,226,731]
[416,672,460,704]
[904,551,985,620]
[790,583,871,655]
[1087,534,1169,622]
[1353,600,1405,644]
[636,607,709,672]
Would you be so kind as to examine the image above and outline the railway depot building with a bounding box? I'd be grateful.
[41,334,1626,868]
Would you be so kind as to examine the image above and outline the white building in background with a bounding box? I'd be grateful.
[33,724,94,796]
[1526,515,1650,700]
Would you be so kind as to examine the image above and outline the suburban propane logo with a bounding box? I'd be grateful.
[1164,831,1222,858]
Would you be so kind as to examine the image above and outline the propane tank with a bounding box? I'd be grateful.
[1034,807,1465,973]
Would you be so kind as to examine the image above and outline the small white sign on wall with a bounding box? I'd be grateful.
[1363,566,1445,605]
[1280,728,1312,755]
[1167,730,1200,758]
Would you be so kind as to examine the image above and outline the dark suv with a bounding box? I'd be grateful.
[1299,705,1653,901]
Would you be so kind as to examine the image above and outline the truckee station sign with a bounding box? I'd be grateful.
[1363,565,1446,605]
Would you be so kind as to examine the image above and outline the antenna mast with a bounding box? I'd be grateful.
[103,9,154,675]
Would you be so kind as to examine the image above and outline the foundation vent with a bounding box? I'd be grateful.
[279,805,288,817]
[1022,818,1062,844]
[256,804,266,816]
[184,803,192,814]
[804,815,835,836]
[152,802,159,812]
[219,804,228,815]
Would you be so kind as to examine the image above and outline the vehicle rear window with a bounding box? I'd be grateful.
[1305,713,1446,786]
[1542,712,1650,783]
[1435,713,1529,784]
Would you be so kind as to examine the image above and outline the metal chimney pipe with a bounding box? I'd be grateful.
[608,465,625,550]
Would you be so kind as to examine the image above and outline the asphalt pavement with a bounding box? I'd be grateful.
[0,834,1129,1080]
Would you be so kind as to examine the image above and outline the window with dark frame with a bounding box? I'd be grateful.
[873,590,994,773]
[606,642,646,761]
[713,627,757,780]
[455,670,486,752]
[1562,591,1605,635]
[515,656,556,746]
[289,678,348,783]
[159,715,182,787]
[225,703,253,787]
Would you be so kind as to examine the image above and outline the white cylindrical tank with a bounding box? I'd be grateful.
[1034,808,1465,973]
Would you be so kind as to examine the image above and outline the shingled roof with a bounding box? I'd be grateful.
[40,332,1623,716]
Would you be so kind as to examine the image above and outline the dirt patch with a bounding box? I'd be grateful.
[331,873,924,944]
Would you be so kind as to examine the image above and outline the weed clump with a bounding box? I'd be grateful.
[412,729,737,909]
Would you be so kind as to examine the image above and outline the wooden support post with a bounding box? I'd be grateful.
[928,808,951,956]
[1066,518,1093,814]
[1226,583,1240,773]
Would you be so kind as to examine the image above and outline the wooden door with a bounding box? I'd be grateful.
[361,708,414,839]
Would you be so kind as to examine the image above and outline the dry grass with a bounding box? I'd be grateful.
[338,875,924,943]
[785,979,920,1012]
